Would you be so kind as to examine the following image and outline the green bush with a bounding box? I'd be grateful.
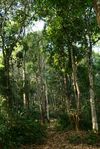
[0,112,47,148]
[68,132,100,146]
[57,112,72,131]
[68,134,82,144]
[8,120,46,145]
[0,114,10,148]
[84,132,100,145]
[79,106,91,131]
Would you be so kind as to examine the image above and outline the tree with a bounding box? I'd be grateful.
[0,0,36,109]
[93,0,100,26]
[0,0,99,135]
[84,6,99,132]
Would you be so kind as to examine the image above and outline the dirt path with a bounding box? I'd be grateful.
[22,129,100,149]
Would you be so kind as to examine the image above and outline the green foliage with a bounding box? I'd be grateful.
[84,132,100,145]
[0,112,46,148]
[68,134,82,144]
[8,120,46,146]
[0,67,6,96]
[56,105,92,131]
[0,113,9,148]
[79,103,92,131]
[0,0,100,146]
[68,132,100,146]
[57,112,72,131]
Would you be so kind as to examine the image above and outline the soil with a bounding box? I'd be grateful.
[22,129,100,149]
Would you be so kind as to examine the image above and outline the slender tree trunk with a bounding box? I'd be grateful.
[70,47,80,131]
[93,0,100,27]
[23,66,26,108]
[5,56,12,108]
[2,35,12,108]
[85,6,99,132]
[70,48,80,112]
[63,73,71,112]
[37,48,46,124]
[23,51,29,109]
[87,36,98,133]
[37,44,50,124]
[45,79,50,122]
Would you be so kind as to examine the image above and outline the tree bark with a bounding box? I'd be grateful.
[70,47,80,131]
[70,47,80,113]
[63,73,71,113]
[36,38,50,124]
[87,36,98,133]
[1,34,12,108]
[45,79,50,122]
[93,0,100,27]
[23,51,29,109]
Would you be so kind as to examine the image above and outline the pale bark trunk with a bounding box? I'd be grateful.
[70,47,80,131]
[23,51,29,109]
[88,36,98,133]
[37,47,47,123]
[23,67,26,107]
[39,52,45,123]
[45,79,50,122]
[70,48,80,112]
[63,74,71,112]
[93,0,100,27]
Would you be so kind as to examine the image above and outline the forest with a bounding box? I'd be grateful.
[0,0,100,148]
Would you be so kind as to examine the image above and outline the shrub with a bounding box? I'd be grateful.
[57,112,72,131]
[0,113,47,148]
[68,134,82,144]
[79,102,92,131]
[68,131,100,146]
[84,132,100,145]
[79,110,91,131]
[8,120,46,145]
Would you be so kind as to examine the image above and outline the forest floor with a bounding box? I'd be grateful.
[22,127,100,149]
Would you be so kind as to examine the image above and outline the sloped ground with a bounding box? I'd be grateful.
[22,129,100,149]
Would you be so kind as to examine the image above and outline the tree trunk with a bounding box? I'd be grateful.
[23,51,29,109]
[5,56,12,108]
[70,47,80,131]
[63,73,71,112]
[2,37,12,109]
[45,79,50,122]
[70,48,80,112]
[93,0,100,27]
[87,36,98,133]
[37,47,46,124]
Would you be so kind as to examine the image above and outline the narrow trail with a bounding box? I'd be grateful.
[22,127,100,149]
